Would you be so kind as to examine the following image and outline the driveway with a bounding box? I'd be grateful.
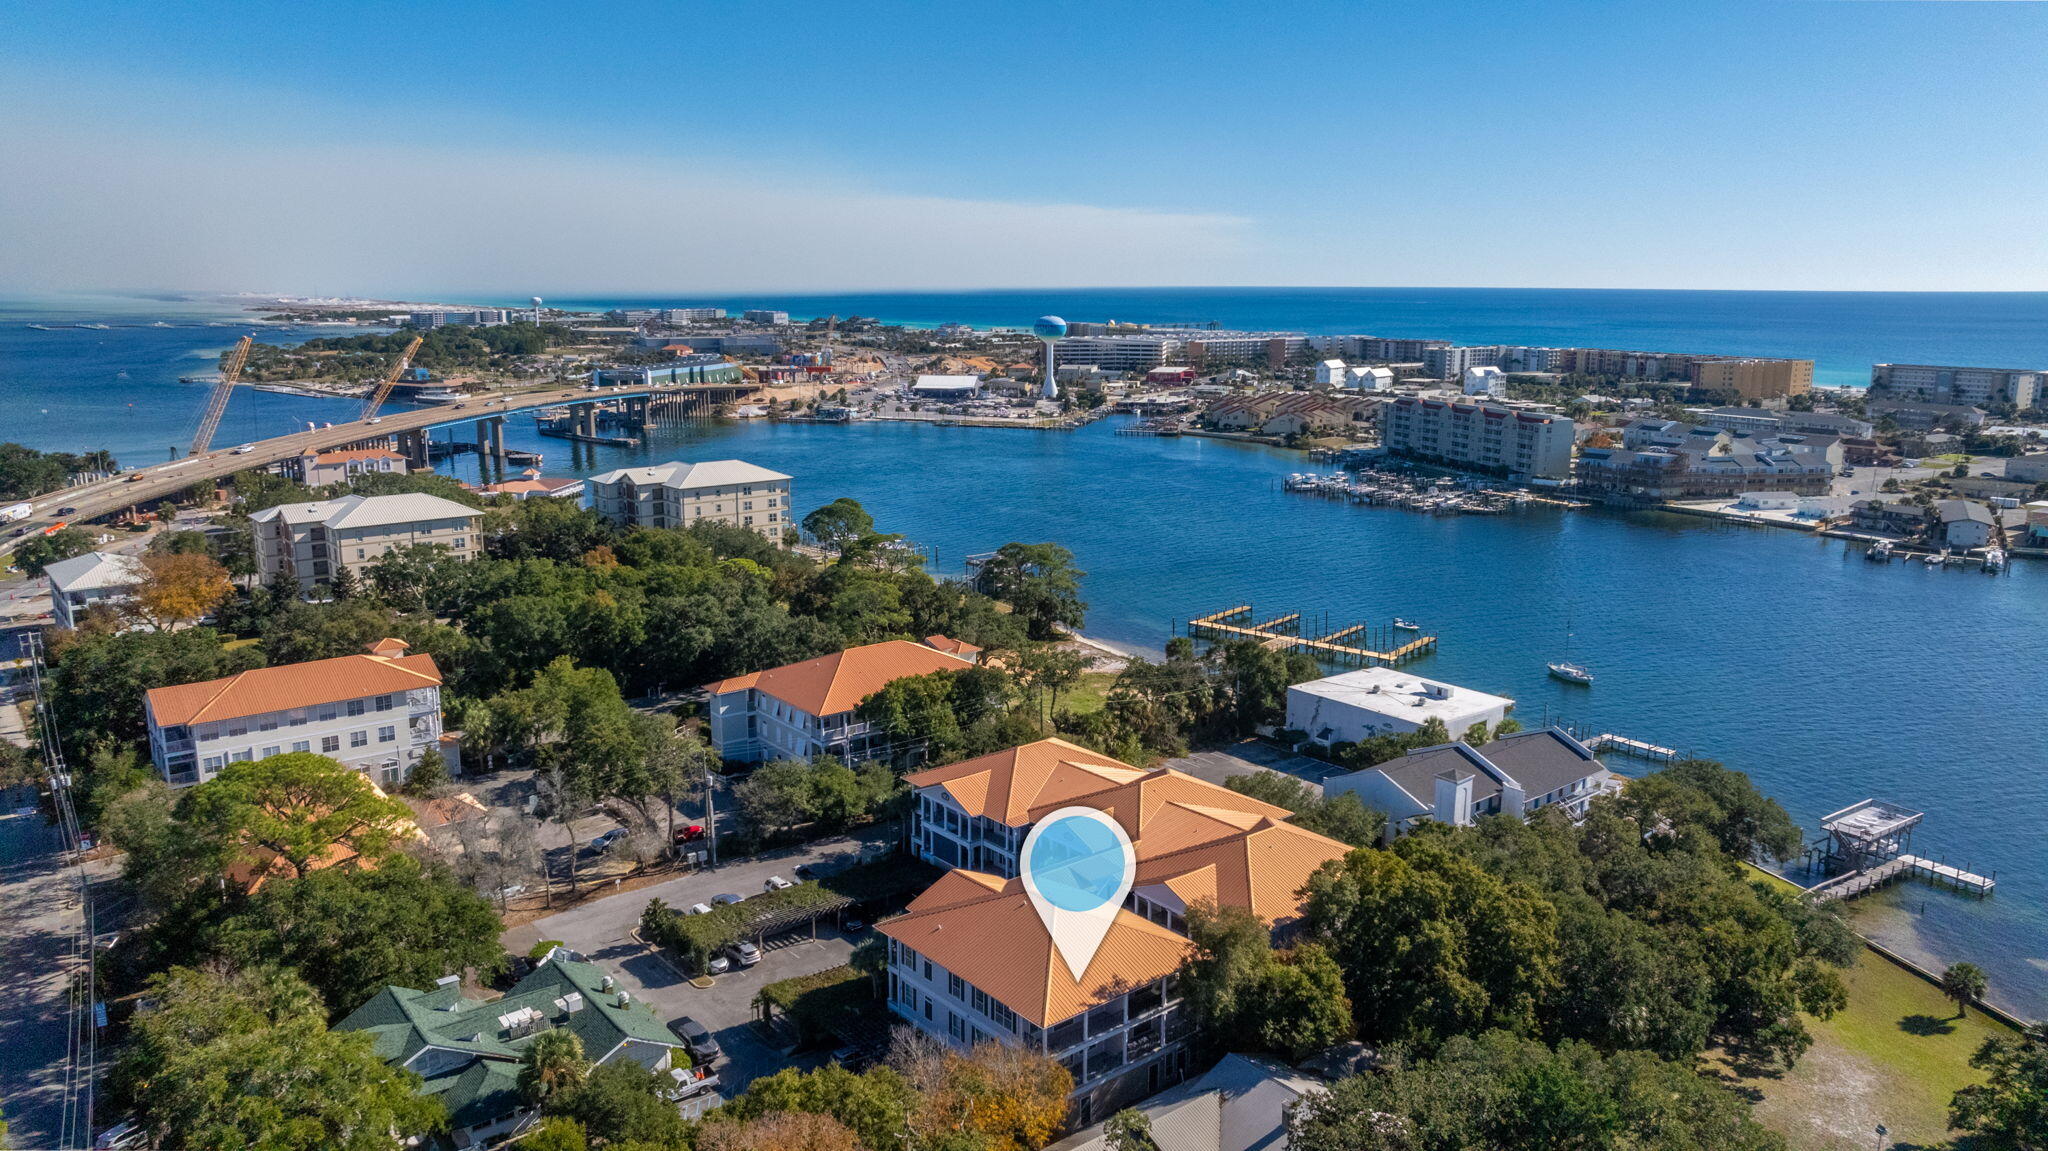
[1165,739,1345,792]
[502,830,894,1100]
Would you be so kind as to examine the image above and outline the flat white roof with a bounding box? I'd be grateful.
[1289,667,1513,724]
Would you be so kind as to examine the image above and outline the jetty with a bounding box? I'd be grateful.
[1183,604,1436,667]
[1801,799,1994,902]
[1582,732,1679,763]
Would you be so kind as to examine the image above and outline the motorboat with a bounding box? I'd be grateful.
[1393,618,1421,631]
[1865,540,1893,562]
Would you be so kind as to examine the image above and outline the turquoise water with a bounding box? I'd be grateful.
[4,292,2046,1016]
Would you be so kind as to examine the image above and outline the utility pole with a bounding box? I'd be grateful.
[704,761,719,868]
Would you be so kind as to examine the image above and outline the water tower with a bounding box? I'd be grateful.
[1032,315,1067,400]
[530,296,544,324]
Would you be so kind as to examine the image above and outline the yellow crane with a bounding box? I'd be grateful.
[190,335,254,456]
[359,335,427,421]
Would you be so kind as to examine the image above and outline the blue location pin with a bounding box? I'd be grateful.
[1020,807,1136,980]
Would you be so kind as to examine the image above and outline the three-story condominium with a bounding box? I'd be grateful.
[143,638,448,788]
[882,738,1350,1121]
[585,458,792,534]
[704,637,980,764]
[249,492,483,594]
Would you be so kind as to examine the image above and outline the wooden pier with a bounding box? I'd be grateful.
[1184,605,1437,667]
[1800,798,1995,902]
[1584,733,1679,763]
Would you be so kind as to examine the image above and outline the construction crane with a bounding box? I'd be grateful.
[190,335,254,456]
[359,335,427,421]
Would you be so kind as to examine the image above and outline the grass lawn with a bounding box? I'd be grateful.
[1058,671,1121,716]
[1710,948,2011,1150]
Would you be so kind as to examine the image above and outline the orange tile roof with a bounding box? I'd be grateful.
[922,635,982,659]
[904,738,1147,826]
[704,639,974,716]
[146,651,442,727]
[1134,818,1350,925]
[879,870,1191,1028]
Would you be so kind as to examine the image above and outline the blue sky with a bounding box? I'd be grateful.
[2,0,2043,294]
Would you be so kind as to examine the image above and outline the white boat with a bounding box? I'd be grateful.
[1548,661,1595,686]
[1982,548,2007,572]
[77,322,112,330]
[1393,617,1421,631]
[25,323,53,331]
[411,388,465,404]
[1865,540,1893,562]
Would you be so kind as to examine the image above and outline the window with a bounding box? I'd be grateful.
[970,987,989,1016]
[258,717,278,732]
[292,741,310,753]
[261,746,280,758]
[1086,1000,1124,1038]
[923,997,934,1021]
[321,736,340,753]
[227,722,248,737]
[351,730,369,748]
[202,755,224,770]
[375,695,394,711]
[347,699,366,716]
[948,973,965,1000]
[319,706,339,722]
[454,537,467,549]
[948,1012,966,1042]
[230,749,252,762]
[378,726,396,743]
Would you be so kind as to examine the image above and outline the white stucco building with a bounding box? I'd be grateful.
[1285,668,1513,747]
[43,550,145,630]
[250,492,483,594]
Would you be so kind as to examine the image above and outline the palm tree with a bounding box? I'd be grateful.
[517,1028,589,1104]
[1940,962,1988,1019]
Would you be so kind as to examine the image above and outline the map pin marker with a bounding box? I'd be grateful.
[1020,807,1137,982]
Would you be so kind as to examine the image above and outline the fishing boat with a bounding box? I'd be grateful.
[1982,548,2007,572]
[1393,618,1421,631]
[1865,540,1893,562]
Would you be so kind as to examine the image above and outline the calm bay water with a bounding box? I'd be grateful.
[3,291,2045,1016]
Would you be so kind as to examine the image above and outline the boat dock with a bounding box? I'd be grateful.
[1583,733,1679,763]
[1800,798,1995,902]
[1183,604,1437,667]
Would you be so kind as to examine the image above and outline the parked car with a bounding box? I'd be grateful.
[726,940,761,967]
[711,893,745,906]
[95,1120,148,1149]
[763,875,793,892]
[842,916,868,935]
[705,953,731,975]
[581,828,628,857]
[667,1016,722,1063]
[686,902,713,916]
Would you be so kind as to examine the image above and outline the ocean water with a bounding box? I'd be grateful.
[524,287,2048,389]
[3,291,2046,1016]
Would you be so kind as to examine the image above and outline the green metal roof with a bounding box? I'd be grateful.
[336,953,681,1130]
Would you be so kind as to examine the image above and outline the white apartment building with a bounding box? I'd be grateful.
[1463,366,1507,398]
[742,309,790,325]
[1380,394,1577,481]
[1870,363,2041,409]
[661,307,727,323]
[143,638,447,789]
[1054,335,1178,373]
[705,638,978,763]
[584,458,792,534]
[249,493,484,594]
[42,551,145,630]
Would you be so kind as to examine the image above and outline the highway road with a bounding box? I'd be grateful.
[1,379,738,559]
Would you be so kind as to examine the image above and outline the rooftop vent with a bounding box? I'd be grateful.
[600,975,615,992]
[615,991,632,1008]
[554,993,585,1015]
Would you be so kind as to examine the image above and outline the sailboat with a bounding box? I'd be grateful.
[1548,615,1594,685]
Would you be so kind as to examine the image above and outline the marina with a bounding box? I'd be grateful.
[1183,604,1438,667]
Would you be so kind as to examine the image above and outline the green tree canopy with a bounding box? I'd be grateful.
[174,752,417,881]
[972,542,1087,640]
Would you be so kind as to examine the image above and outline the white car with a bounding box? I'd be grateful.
[686,902,713,916]
[705,953,731,975]
[763,875,794,892]
[235,444,255,454]
[366,417,382,424]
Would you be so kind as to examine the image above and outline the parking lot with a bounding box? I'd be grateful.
[501,830,894,1101]
[1165,738,1345,791]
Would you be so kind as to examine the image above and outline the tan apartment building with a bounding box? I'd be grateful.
[249,492,484,594]
[297,447,409,486]
[1690,358,1814,401]
[585,458,792,535]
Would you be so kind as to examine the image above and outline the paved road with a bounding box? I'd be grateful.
[502,831,892,1102]
[0,787,106,1151]
[0,379,747,559]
